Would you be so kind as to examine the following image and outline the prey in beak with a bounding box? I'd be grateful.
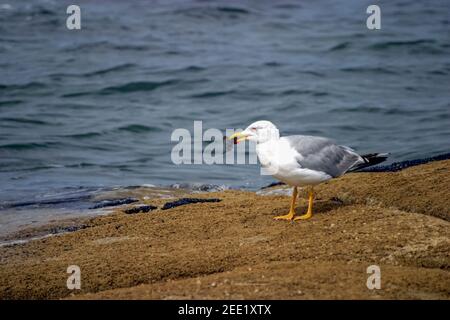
[228,132,249,144]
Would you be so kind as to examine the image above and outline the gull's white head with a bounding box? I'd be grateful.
[229,120,280,144]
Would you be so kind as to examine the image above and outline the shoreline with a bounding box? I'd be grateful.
[0,159,449,299]
[1,153,450,241]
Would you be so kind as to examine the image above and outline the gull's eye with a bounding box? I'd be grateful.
[251,127,257,132]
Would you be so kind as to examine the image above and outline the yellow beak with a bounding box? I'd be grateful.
[228,132,248,143]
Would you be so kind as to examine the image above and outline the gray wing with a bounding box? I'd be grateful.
[284,135,364,178]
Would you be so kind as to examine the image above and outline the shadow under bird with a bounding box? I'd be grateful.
[229,120,388,221]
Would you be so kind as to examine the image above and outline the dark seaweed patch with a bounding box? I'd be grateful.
[161,198,221,210]
[124,205,157,214]
[361,153,450,172]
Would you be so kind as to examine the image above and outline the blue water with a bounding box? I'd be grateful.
[1,0,450,204]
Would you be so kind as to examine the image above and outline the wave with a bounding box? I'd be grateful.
[273,4,302,9]
[329,41,351,51]
[99,80,180,95]
[61,91,90,98]
[61,40,152,53]
[0,82,46,92]
[82,63,137,77]
[216,7,250,15]
[1,193,92,210]
[63,124,162,138]
[329,106,424,116]
[427,69,448,76]
[368,39,444,54]
[1,117,50,125]
[0,142,60,151]
[370,39,435,48]
[61,80,180,98]
[263,61,284,67]
[0,164,64,173]
[340,67,398,74]
[65,162,96,168]
[63,132,103,139]
[173,6,252,19]
[51,62,140,80]
[178,65,206,72]
[0,100,24,107]
[278,89,329,97]
[189,90,236,98]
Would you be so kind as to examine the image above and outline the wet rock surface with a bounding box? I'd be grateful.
[89,198,138,209]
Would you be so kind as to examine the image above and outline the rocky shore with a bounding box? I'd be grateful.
[0,160,449,299]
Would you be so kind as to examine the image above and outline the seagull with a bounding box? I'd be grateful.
[229,120,388,221]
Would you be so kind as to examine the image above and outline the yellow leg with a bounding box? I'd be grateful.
[294,187,314,220]
[274,187,297,220]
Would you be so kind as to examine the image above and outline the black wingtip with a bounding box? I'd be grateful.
[349,152,389,172]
